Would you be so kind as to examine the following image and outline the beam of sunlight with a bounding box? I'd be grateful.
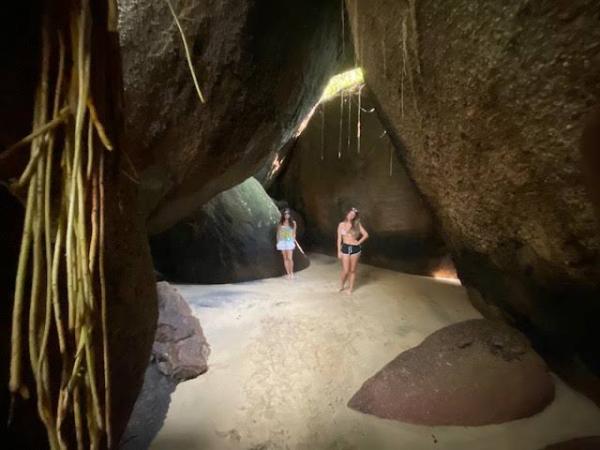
[320,67,364,102]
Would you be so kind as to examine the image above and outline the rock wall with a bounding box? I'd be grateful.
[272,88,448,274]
[151,178,309,284]
[119,0,349,234]
[345,0,600,377]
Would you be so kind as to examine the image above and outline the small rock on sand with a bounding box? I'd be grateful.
[153,282,210,382]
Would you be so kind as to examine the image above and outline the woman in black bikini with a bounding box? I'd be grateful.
[337,207,369,294]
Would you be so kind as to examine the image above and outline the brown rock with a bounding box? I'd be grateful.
[153,282,210,381]
[119,0,348,234]
[345,0,600,378]
[348,319,555,426]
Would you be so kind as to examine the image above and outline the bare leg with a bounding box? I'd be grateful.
[347,252,361,294]
[284,251,293,279]
[281,252,290,278]
[340,254,350,291]
[288,251,295,279]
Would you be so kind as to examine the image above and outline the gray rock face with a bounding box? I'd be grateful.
[348,319,555,426]
[151,178,309,284]
[119,364,177,450]
[346,0,600,377]
[272,89,448,274]
[119,0,347,234]
[121,282,209,449]
[153,282,210,382]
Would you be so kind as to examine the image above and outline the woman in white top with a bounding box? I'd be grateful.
[337,207,369,294]
[276,208,297,279]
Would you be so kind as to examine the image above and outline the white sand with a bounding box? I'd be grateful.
[150,254,600,450]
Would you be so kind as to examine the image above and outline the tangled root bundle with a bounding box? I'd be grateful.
[7,1,116,448]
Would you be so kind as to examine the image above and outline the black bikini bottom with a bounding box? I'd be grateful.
[341,243,362,255]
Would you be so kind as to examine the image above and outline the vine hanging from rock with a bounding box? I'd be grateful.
[5,1,117,448]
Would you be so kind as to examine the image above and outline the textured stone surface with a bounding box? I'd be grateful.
[120,363,177,450]
[151,178,309,284]
[153,282,210,381]
[582,108,600,219]
[121,282,209,449]
[119,0,347,233]
[348,319,555,426]
[272,88,448,274]
[542,437,600,450]
[346,0,600,376]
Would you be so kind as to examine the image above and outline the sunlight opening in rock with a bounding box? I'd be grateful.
[320,67,364,102]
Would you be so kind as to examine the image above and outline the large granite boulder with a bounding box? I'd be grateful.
[119,0,348,234]
[153,282,210,381]
[272,88,448,274]
[346,0,600,380]
[348,319,555,426]
[151,178,309,283]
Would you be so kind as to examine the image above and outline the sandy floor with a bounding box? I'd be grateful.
[150,254,600,450]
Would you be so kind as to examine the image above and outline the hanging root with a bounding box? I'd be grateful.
[320,104,325,161]
[338,91,344,159]
[356,84,363,154]
[347,89,353,153]
[400,1,422,123]
[408,0,421,75]
[164,0,206,103]
[7,1,115,447]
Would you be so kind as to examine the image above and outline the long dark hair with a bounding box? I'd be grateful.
[344,207,361,235]
[280,208,295,226]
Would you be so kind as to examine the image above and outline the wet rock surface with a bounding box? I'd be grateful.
[119,0,347,233]
[345,0,600,379]
[151,178,309,284]
[348,319,555,426]
[272,88,448,274]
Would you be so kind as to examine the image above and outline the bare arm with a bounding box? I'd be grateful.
[293,221,297,240]
[276,224,281,242]
[337,223,343,258]
[357,224,369,245]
